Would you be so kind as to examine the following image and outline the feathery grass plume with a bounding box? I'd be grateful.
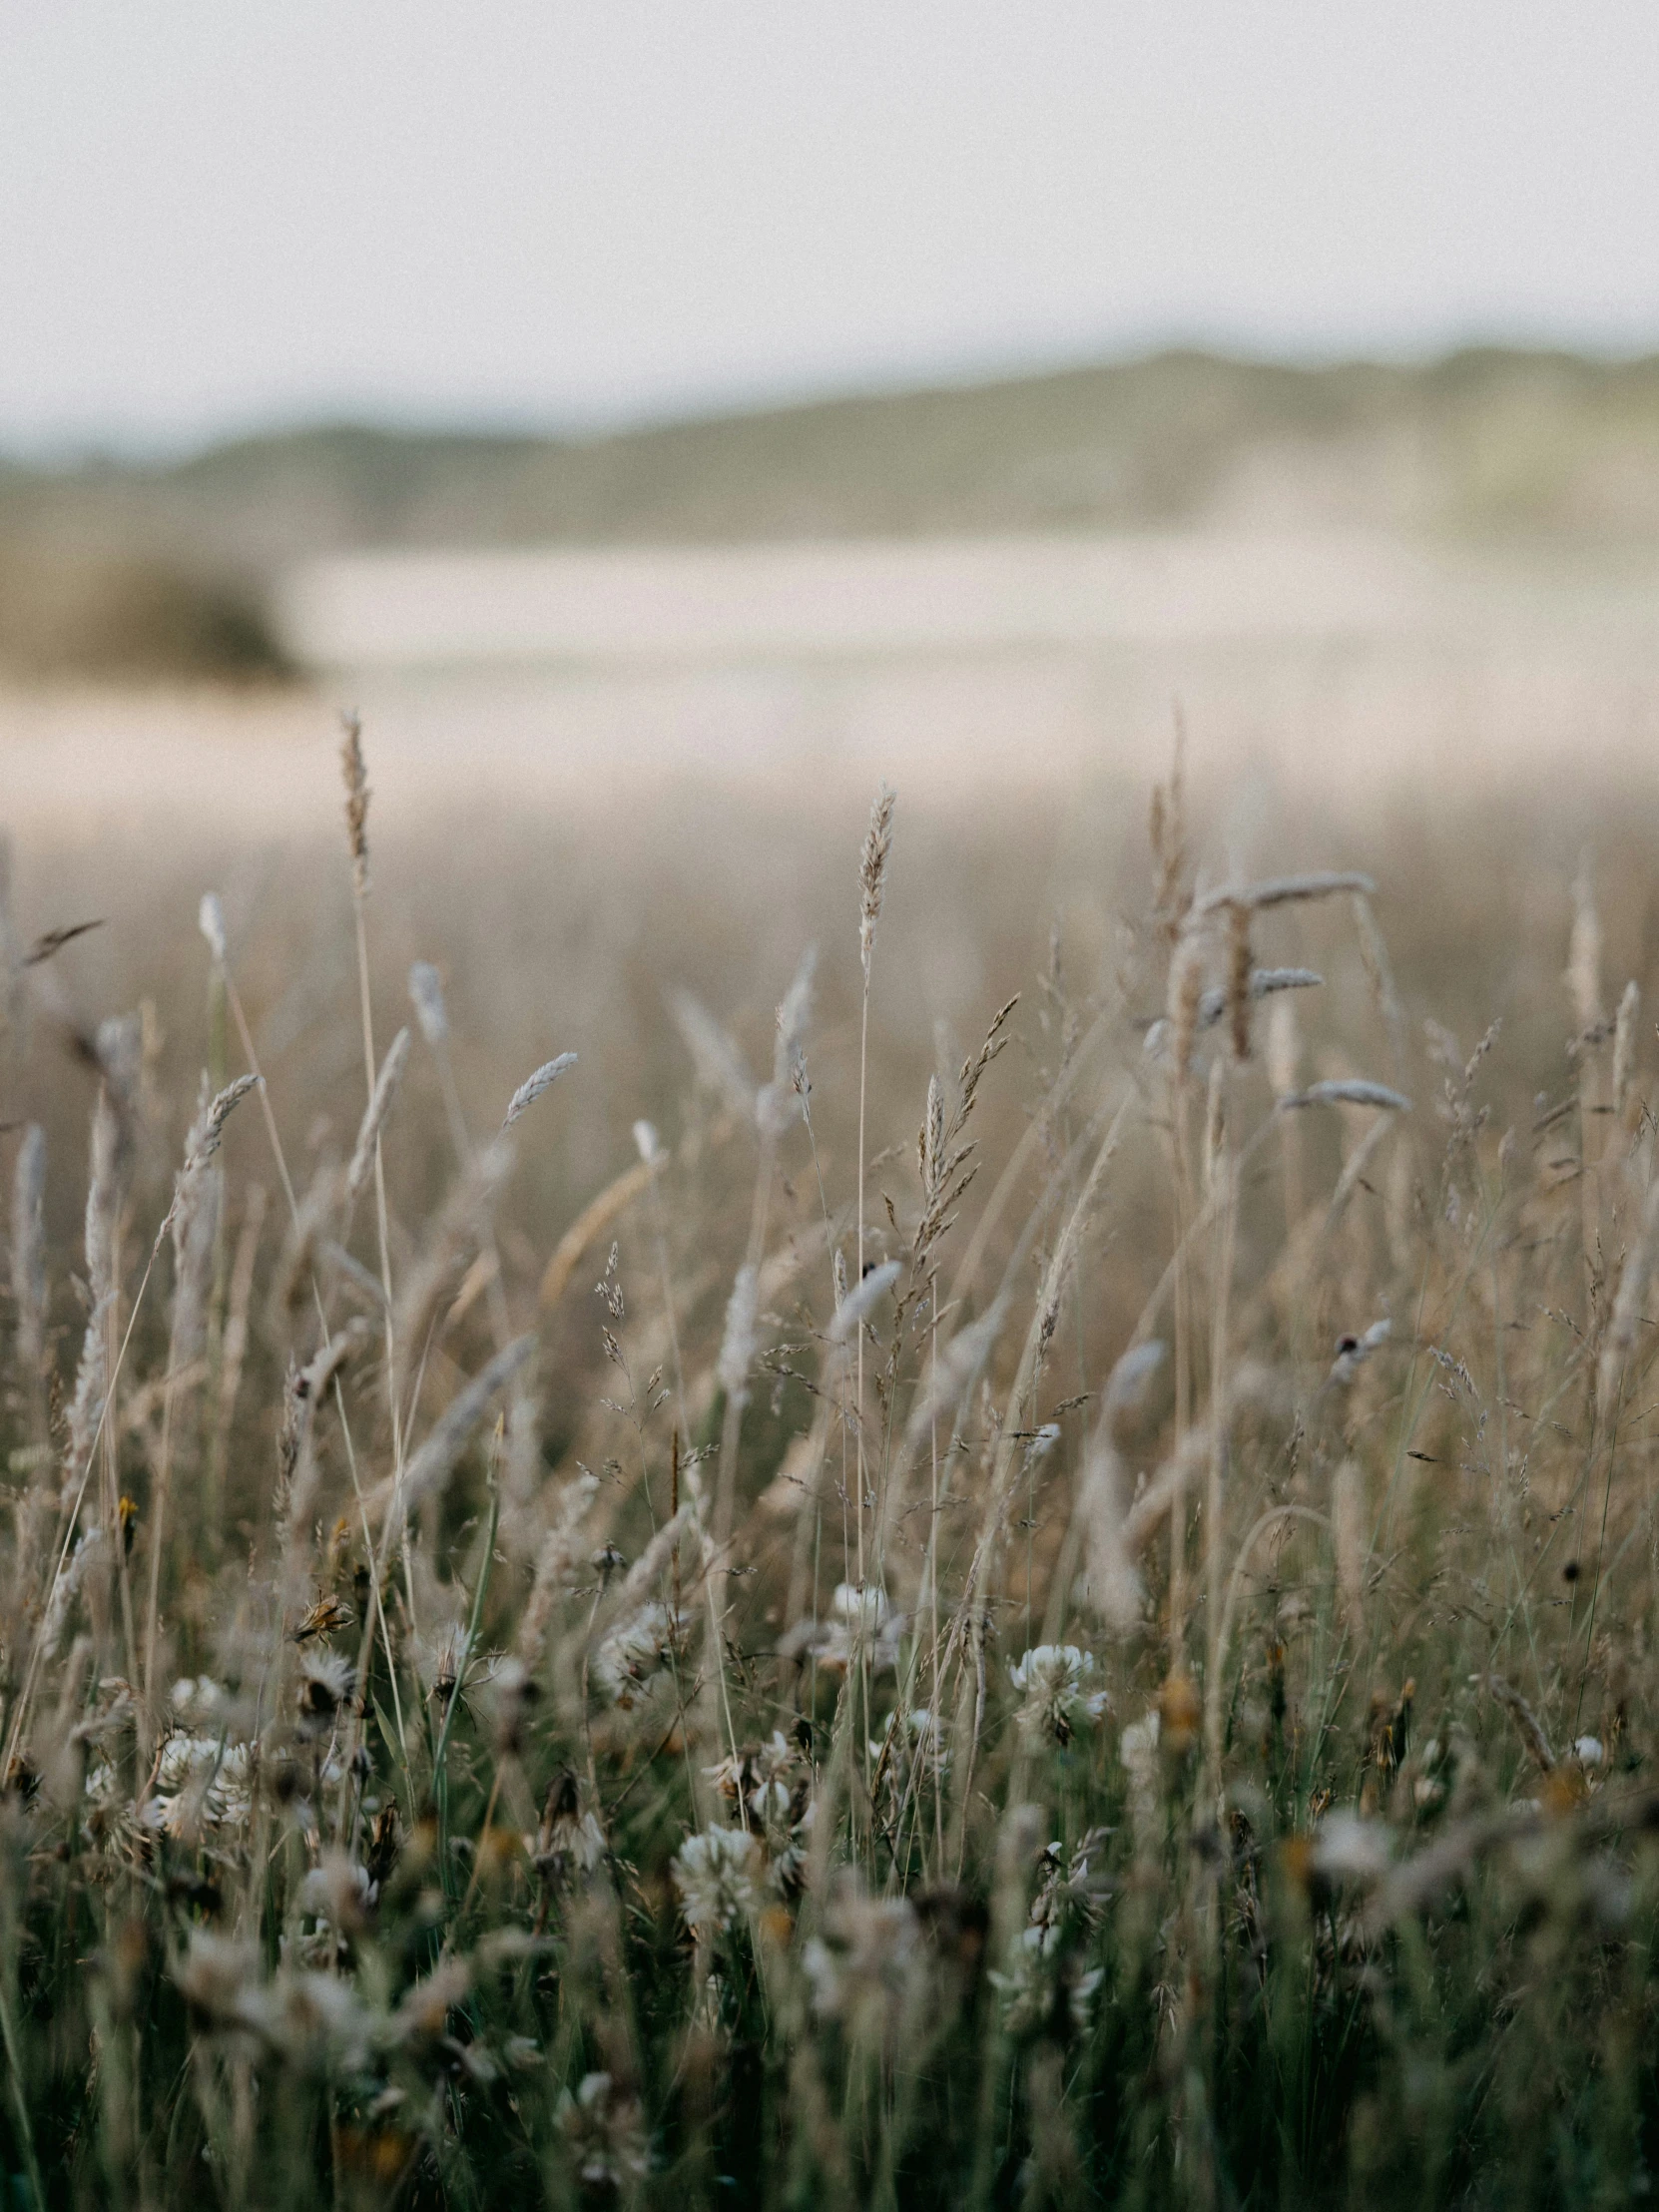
[717,1262,760,1409]
[1064,1354,1151,1642]
[197,891,228,964]
[1567,850,1603,1035]
[339,712,370,899]
[11,1123,45,1384]
[381,1333,537,1525]
[1195,965,1321,1034]
[1280,1078,1413,1113]
[758,945,817,1138]
[1613,978,1640,1125]
[1352,889,1408,1073]
[503,1052,577,1130]
[346,1027,410,1201]
[64,1087,123,1508]
[857,783,896,980]
[407,959,447,1045]
[391,1136,515,1374]
[668,987,756,1123]
[178,1072,261,1185]
[1074,1438,1143,1633]
[830,1258,899,1343]
[1193,869,1376,916]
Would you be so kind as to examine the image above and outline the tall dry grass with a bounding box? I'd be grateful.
[0,729,1654,2206]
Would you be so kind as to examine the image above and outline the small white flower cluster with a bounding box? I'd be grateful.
[1007,1645,1109,1748]
[705,1731,814,1896]
[706,1730,799,1828]
[673,1825,762,1939]
[801,1889,923,2039]
[556,2071,650,2189]
[141,1734,255,1838]
[593,1602,683,1709]
[824,1583,906,1673]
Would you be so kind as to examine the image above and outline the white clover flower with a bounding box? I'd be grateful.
[144,1735,254,1835]
[1008,1645,1109,1747]
[801,1891,921,2037]
[556,2071,650,2189]
[818,1583,905,1673]
[169,1676,229,1728]
[706,1730,801,1830]
[673,1826,762,1939]
[593,1602,682,1708]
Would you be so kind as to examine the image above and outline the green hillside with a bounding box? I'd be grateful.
[5,346,1659,676]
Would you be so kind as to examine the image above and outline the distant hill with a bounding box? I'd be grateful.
[5,346,1659,677]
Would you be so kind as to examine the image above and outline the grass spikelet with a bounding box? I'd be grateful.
[339,711,370,899]
[503,1051,578,1129]
[857,783,896,980]
[346,1027,410,1200]
[1280,1077,1412,1113]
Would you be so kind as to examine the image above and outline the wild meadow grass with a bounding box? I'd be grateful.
[0,727,1656,2209]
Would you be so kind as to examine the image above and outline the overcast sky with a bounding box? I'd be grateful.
[4,3,1658,453]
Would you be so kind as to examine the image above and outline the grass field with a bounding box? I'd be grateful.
[3,389,1659,2203]
[3,491,1659,2206]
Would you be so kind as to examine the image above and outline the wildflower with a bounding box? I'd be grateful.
[592,1602,682,1708]
[1008,1645,1109,1747]
[707,1729,801,1828]
[556,2071,650,2190]
[807,1582,905,1673]
[801,1889,922,2039]
[142,1735,253,1836]
[673,1826,762,1939]
[168,1676,229,1727]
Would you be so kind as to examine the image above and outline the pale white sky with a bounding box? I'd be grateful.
[4,2,1658,453]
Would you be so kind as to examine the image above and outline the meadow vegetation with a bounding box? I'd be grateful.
[0,723,1657,2208]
